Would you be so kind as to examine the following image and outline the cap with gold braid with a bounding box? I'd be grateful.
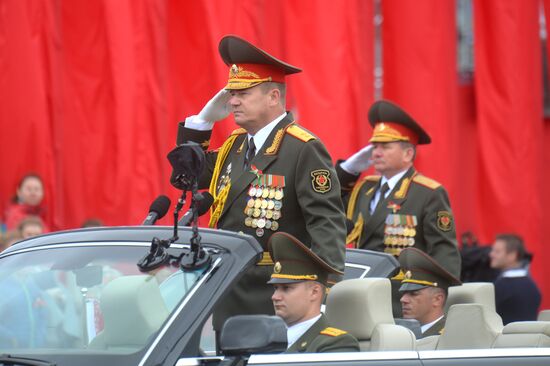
[368,100,431,145]
[267,232,342,287]
[219,35,302,90]
[398,247,461,292]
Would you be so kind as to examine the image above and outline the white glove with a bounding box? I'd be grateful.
[197,89,231,123]
[340,144,373,175]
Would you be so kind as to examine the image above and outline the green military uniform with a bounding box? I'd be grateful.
[339,165,461,278]
[398,247,462,339]
[286,314,360,353]
[176,35,346,331]
[267,232,360,353]
[337,100,461,316]
[422,316,446,338]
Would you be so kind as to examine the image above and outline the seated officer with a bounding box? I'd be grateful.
[398,247,462,338]
[268,232,359,353]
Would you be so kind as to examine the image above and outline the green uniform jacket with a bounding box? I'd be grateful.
[421,316,446,338]
[177,113,346,329]
[337,164,461,278]
[286,314,360,353]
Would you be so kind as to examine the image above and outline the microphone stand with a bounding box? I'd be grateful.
[180,182,212,270]
[137,190,187,272]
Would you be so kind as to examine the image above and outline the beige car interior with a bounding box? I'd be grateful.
[327,278,550,352]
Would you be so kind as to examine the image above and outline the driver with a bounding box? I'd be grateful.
[267,232,360,353]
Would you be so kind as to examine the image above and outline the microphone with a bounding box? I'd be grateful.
[178,192,214,226]
[142,195,171,225]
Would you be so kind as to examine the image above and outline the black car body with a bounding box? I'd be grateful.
[0,226,549,366]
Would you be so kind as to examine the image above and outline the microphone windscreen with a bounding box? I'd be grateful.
[198,192,214,216]
[150,195,171,219]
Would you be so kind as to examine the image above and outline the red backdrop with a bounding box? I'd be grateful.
[1,0,548,307]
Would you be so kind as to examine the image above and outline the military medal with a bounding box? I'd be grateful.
[248,186,257,197]
[272,210,281,220]
[261,188,269,199]
[268,188,276,199]
[261,200,268,209]
[267,200,275,210]
[274,188,284,200]
[265,210,273,219]
[257,218,266,229]
[256,228,265,237]
[270,221,279,231]
[255,187,263,198]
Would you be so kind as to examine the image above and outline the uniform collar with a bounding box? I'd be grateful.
[286,313,322,349]
[381,168,409,193]
[247,112,287,153]
[421,314,444,333]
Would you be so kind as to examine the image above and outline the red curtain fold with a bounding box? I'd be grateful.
[474,0,545,302]
[0,0,548,307]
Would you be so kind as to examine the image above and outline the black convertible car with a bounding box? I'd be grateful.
[0,226,549,366]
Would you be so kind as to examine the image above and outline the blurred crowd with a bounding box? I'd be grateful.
[0,173,103,251]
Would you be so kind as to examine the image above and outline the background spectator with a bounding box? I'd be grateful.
[489,233,541,324]
[17,215,45,240]
[0,230,22,251]
[4,173,49,232]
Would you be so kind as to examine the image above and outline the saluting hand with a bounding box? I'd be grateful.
[197,89,231,123]
[340,144,373,174]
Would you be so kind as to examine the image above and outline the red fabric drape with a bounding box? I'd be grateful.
[381,0,460,218]
[474,0,545,301]
[0,0,373,228]
[0,0,549,307]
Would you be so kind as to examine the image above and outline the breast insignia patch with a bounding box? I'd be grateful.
[437,211,453,232]
[311,169,331,193]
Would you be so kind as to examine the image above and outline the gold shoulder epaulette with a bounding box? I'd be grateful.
[364,175,381,182]
[320,327,347,337]
[412,175,441,190]
[230,128,247,136]
[286,125,316,142]
[321,327,347,337]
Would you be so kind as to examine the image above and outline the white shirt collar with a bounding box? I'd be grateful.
[247,112,287,154]
[381,169,409,193]
[286,313,322,349]
[421,315,444,334]
[369,169,409,213]
[501,268,529,278]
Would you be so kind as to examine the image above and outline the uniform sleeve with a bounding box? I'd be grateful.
[422,186,462,278]
[176,122,217,190]
[294,139,347,272]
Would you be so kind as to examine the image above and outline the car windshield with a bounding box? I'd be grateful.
[0,243,208,356]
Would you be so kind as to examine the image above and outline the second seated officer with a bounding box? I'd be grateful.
[175,35,346,335]
[336,100,461,315]
[268,232,359,353]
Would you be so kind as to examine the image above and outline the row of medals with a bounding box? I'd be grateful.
[244,185,284,237]
[384,225,417,247]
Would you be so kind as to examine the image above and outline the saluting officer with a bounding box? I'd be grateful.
[398,247,462,338]
[175,35,346,335]
[268,232,359,353]
[336,100,461,315]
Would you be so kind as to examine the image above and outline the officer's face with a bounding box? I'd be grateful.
[272,281,321,327]
[371,142,414,178]
[400,287,443,326]
[229,85,272,134]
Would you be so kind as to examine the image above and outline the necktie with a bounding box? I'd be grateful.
[244,137,256,171]
[375,183,390,211]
